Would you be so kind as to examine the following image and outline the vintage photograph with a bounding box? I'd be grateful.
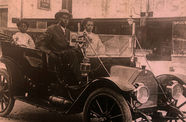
[0,0,185,122]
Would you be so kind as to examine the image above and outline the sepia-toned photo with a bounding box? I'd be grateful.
[0,0,185,121]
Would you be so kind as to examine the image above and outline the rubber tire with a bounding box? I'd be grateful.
[0,68,15,117]
[83,88,132,122]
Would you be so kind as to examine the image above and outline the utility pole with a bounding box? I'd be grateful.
[62,0,66,9]
[145,0,153,17]
[62,0,72,13]
[146,0,150,14]
[21,0,23,19]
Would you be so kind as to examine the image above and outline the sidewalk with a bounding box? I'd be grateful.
[136,56,186,76]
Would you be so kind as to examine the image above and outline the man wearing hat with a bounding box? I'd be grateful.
[37,9,83,83]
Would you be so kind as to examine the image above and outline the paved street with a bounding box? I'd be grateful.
[0,101,82,122]
[0,96,185,122]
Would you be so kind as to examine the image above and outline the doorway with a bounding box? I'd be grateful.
[0,8,8,28]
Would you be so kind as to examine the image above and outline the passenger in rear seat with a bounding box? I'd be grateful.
[12,20,35,49]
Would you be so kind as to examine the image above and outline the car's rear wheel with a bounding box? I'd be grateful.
[0,68,15,117]
[83,88,132,122]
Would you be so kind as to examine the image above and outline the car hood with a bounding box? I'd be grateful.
[108,65,143,91]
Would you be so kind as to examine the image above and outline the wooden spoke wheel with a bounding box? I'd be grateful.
[166,96,186,122]
[83,88,132,122]
[0,69,15,117]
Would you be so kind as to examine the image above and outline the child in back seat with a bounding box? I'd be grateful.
[12,20,35,49]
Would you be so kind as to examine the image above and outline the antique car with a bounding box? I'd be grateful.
[0,32,185,122]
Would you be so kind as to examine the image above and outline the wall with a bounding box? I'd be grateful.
[72,0,186,18]
[153,0,186,17]
[0,0,8,8]
[8,0,21,27]
[22,0,62,18]
[5,0,186,27]
[72,0,141,18]
[8,0,62,28]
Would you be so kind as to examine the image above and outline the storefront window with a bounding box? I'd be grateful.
[172,21,186,55]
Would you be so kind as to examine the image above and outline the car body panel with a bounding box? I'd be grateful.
[0,57,25,95]
[105,77,135,91]
[110,65,158,109]
[133,70,158,109]
[156,74,186,97]
[66,78,124,114]
[157,73,186,84]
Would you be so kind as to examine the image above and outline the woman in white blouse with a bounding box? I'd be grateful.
[81,18,105,56]
[13,20,35,49]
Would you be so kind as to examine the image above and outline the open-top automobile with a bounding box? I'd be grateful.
[0,31,185,122]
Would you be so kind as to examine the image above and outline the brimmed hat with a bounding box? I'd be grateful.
[16,20,29,27]
[55,9,72,19]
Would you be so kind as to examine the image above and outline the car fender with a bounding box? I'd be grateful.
[66,77,134,114]
[156,74,186,85]
[156,74,186,97]
[0,57,25,95]
[103,77,135,91]
[170,73,186,84]
[67,66,144,114]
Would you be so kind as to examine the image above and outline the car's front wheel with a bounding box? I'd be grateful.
[165,95,186,122]
[0,68,15,117]
[83,88,132,122]
[156,75,186,122]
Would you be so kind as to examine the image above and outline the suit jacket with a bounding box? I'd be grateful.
[37,24,83,81]
[38,24,71,54]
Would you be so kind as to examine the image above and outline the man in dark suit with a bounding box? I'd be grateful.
[37,9,83,84]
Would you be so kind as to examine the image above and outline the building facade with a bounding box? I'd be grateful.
[1,0,186,28]
[0,0,8,28]
[0,0,70,28]
[72,0,186,18]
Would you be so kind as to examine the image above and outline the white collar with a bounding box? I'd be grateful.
[84,30,92,35]
[60,26,66,33]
